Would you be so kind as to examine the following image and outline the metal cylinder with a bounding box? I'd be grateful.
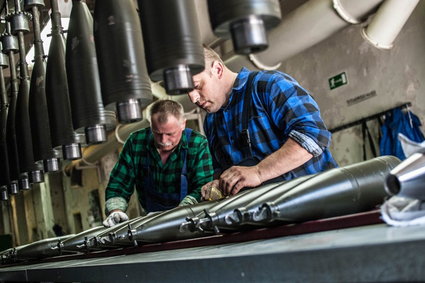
[9,181,19,195]
[62,143,81,160]
[9,12,31,34]
[66,0,107,143]
[19,175,31,190]
[94,0,152,123]
[208,0,281,54]
[116,98,143,124]
[43,157,60,173]
[385,149,425,200]
[138,0,204,95]
[24,0,45,9]
[0,53,8,67]
[29,168,44,184]
[84,124,107,145]
[1,34,19,53]
[0,186,8,201]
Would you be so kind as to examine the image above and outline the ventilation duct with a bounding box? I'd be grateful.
[66,0,108,145]
[361,0,420,49]
[208,0,281,54]
[26,0,60,173]
[46,0,81,160]
[138,0,204,95]
[94,0,153,123]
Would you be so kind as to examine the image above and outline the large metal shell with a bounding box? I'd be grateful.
[138,0,204,94]
[3,36,21,183]
[385,149,425,200]
[66,0,106,137]
[192,175,315,233]
[59,226,107,253]
[94,0,152,123]
[129,200,218,243]
[46,31,75,149]
[253,156,401,224]
[15,77,36,174]
[12,235,73,261]
[0,52,10,187]
[29,47,54,162]
[89,217,145,249]
[231,175,315,226]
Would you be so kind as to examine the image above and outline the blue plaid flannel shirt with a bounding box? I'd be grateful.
[204,68,337,180]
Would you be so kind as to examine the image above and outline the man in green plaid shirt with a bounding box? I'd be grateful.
[103,100,213,227]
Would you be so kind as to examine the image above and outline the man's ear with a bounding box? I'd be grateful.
[212,60,224,78]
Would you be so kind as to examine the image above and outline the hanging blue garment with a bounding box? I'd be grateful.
[380,108,425,160]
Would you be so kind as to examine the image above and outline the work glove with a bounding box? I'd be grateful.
[103,210,129,227]
[178,195,198,207]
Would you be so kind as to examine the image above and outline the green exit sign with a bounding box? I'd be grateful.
[329,72,348,90]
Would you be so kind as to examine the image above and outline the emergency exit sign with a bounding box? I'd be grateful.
[329,72,348,90]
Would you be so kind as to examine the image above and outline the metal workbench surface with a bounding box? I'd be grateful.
[1,223,425,282]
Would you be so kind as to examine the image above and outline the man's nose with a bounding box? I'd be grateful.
[188,90,199,104]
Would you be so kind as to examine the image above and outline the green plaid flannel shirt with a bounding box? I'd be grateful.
[105,128,213,213]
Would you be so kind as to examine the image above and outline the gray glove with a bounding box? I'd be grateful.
[103,210,129,227]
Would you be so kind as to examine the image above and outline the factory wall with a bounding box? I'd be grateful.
[277,1,425,166]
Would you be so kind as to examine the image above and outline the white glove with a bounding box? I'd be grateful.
[103,210,129,227]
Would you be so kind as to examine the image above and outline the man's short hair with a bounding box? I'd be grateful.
[203,45,224,70]
[149,99,185,124]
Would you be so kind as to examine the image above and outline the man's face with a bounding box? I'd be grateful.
[188,62,227,113]
[151,114,185,153]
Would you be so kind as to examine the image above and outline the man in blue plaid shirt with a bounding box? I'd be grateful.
[188,46,337,199]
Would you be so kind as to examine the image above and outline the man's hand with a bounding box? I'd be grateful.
[219,165,262,196]
[103,210,129,227]
[201,180,224,200]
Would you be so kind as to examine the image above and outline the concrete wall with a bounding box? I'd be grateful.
[276,1,425,165]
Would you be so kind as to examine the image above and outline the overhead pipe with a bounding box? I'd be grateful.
[45,0,81,161]
[138,0,204,95]
[225,0,384,71]
[94,0,152,123]
[1,15,20,194]
[26,0,60,173]
[66,0,108,145]
[0,44,9,200]
[361,0,420,49]
[208,0,282,54]
[8,0,44,186]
